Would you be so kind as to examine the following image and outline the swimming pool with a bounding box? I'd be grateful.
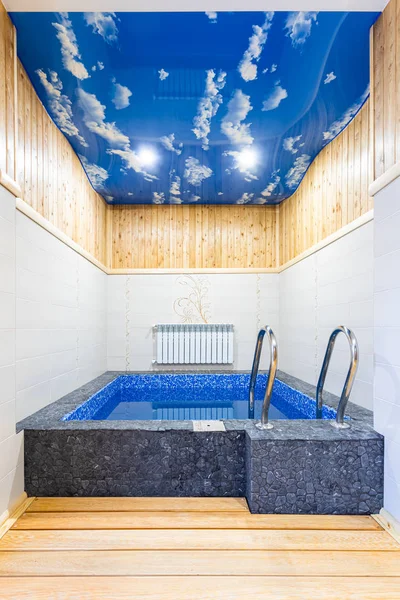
[62,373,337,422]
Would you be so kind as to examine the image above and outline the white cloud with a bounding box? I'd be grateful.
[285,12,318,47]
[184,157,213,186]
[236,192,254,204]
[192,69,227,150]
[221,90,253,146]
[76,88,130,149]
[285,153,311,189]
[153,192,165,204]
[283,135,304,154]
[223,150,258,181]
[323,87,369,142]
[108,148,159,182]
[92,61,105,72]
[79,155,109,188]
[52,13,89,80]
[170,175,181,197]
[238,12,274,82]
[188,194,201,203]
[324,71,336,85]
[111,79,132,110]
[84,12,118,44]
[270,63,277,73]
[260,169,280,197]
[262,82,288,111]
[36,69,87,147]
[160,133,183,155]
[205,11,217,22]
[158,69,169,81]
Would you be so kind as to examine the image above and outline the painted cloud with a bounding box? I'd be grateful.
[11,10,378,204]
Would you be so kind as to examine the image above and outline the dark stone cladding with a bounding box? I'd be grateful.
[18,370,384,514]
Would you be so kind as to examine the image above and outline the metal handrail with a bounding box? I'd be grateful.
[316,325,359,429]
[248,326,278,430]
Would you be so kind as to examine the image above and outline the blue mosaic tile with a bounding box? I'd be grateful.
[62,373,339,423]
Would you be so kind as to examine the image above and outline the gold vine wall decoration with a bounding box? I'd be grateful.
[173,275,211,324]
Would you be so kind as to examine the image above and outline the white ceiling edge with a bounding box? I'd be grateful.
[4,0,389,11]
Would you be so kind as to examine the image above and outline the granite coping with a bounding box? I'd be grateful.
[16,370,380,443]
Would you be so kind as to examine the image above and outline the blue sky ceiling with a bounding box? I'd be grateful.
[11,11,379,205]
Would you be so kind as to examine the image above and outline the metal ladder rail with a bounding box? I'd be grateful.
[248,325,278,430]
[316,325,359,429]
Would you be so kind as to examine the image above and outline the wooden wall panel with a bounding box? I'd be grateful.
[279,100,372,265]
[0,3,16,181]
[371,0,400,179]
[109,205,278,270]
[16,61,107,266]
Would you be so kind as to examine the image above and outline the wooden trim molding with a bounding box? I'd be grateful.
[0,170,21,197]
[369,160,400,197]
[279,210,374,273]
[110,267,280,275]
[16,198,109,275]
[373,509,400,545]
[0,493,32,538]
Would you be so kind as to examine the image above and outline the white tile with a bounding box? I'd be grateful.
[16,380,52,422]
[374,397,400,443]
[0,253,15,294]
[374,362,400,406]
[384,475,400,523]
[385,439,400,486]
[375,249,400,293]
[107,356,126,371]
[16,355,52,392]
[0,217,15,259]
[16,329,77,360]
[374,288,400,328]
[375,209,400,258]
[0,291,15,329]
[0,461,24,517]
[50,349,77,379]
[50,370,79,403]
[0,187,16,224]
[0,400,16,444]
[0,432,23,482]
[0,330,15,368]
[375,327,400,368]
[0,365,15,406]
[374,178,400,223]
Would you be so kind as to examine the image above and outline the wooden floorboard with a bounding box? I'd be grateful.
[12,511,382,531]
[2,576,400,599]
[27,496,249,513]
[1,528,398,551]
[0,497,399,600]
[1,549,400,577]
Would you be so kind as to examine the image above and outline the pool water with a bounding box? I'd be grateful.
[62,374,337,422]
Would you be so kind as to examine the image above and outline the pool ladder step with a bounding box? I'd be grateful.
[248,325,278,429]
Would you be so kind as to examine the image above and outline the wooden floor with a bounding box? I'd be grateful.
[0,497,399,599]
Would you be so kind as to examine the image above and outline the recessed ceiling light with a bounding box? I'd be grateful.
[236,148,258,169]
[138,147,158,167]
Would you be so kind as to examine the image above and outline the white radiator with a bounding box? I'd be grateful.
[154,324,234,365]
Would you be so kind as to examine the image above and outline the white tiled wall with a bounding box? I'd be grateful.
[374,176,400,522]
[0,187,24,517]
[107,274,279,372]
[16,212,107,422]
[279,221,374,410]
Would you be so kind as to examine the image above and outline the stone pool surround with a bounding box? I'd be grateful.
[17,370,384,515]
